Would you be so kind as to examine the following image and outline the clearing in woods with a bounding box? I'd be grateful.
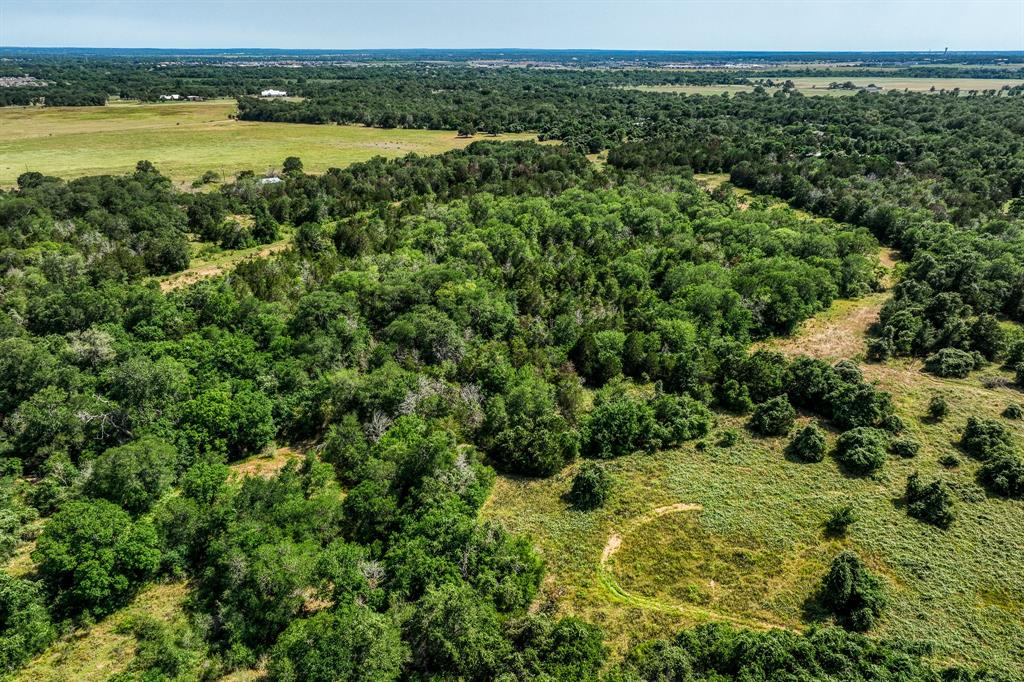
[481,245,1024,676]
[629,76,1024,97]
[0,99,535,186]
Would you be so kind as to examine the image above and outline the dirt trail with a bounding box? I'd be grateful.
[158,239,291,292]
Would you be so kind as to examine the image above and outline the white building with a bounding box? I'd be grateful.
[260,89,288,97]
[159,94,181,101]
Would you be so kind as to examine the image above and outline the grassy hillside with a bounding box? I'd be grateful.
[0,99,534,186]
[482,254,1024,677]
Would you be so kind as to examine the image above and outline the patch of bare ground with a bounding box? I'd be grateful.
[229,446,304,480]
[158,239,291,291]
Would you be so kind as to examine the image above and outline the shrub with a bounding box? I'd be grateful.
[583,392,656,459]
[939,454,960,468]
[716,429,739,448]
[924,348,976,378]
[824,505,857,537]
[889,435,921,459]
[0,574,55,672]
[650,392,714,446]
[1002,403,1024,420]
[927,395,949,421]
[568,462,611,510]
[820,551,887,631]
[829,382,893,430]
[960,416,1013,459]
[748,396,796,437]
[786,424,827,463]
[905,473,955,528]
[979,450,1024,498]
[879,414,906,434]
[834,427,888,475]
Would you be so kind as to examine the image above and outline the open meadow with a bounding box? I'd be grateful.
[482,242,1024,678]
[0,99,534,186]
[630,76,1024,96]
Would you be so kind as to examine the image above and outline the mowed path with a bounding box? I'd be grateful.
[599,502,791,631]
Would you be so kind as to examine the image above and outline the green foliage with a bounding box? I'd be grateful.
[960,416,1013,459]
[583,391,657,459]
[568,462,611,510]
[834,427,888,475]
[924,348,978,378]
[268,607,408,682]
[86,437,178,514]
[786,423,827,463]
[0,574,55,673]
[905,473,955,529]
[748,395,796,437]
[1002,403,1024,420]
[617,622,959,681]
[820,551,887,631]
[928,395,949,421]
[109,613,204,682]
[824,505,857,537]
[33,499,161,619]
[178,383,275,461]
[889,435,922,459]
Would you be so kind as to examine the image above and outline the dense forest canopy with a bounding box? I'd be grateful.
[1,54,1023,680]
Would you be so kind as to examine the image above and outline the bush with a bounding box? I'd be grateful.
[650,392,714,447]
[905,473,955,528]
[1002,403,1024,420]
[820,551,887,631]
[86,437,178,515]
[879,414,906,434]
[924,348,976,378]
[889,435,921,459]
[0,574,55,672]
[568,462,611,510]
[979,450,1024,498]
[716,429,739,448]
[748,395,796,437]
[960,416,1013,459]
[32,499,161,618]
[583,392,656,459]
[939,454,960,468]
[824,505,857,537]
[834,427,888,475]
[927,395,949,421]
[786,423,827,463]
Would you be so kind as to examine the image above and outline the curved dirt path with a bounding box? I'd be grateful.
[599,502,791,631]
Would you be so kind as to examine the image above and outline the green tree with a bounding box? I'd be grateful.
[820,551,887,631]
[86,437,178,515]
[33,499,160,618]
[268,607,408,682]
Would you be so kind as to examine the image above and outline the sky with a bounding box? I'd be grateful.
[1,0,1023,52]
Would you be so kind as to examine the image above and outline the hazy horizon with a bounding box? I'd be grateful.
[2,1,1022,52]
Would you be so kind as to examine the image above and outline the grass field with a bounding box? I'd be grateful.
[482,249,1024,677]
[0,99,535,186]
[630,76,1024,97]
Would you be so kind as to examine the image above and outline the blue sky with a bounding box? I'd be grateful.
[1,0,1022,51]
